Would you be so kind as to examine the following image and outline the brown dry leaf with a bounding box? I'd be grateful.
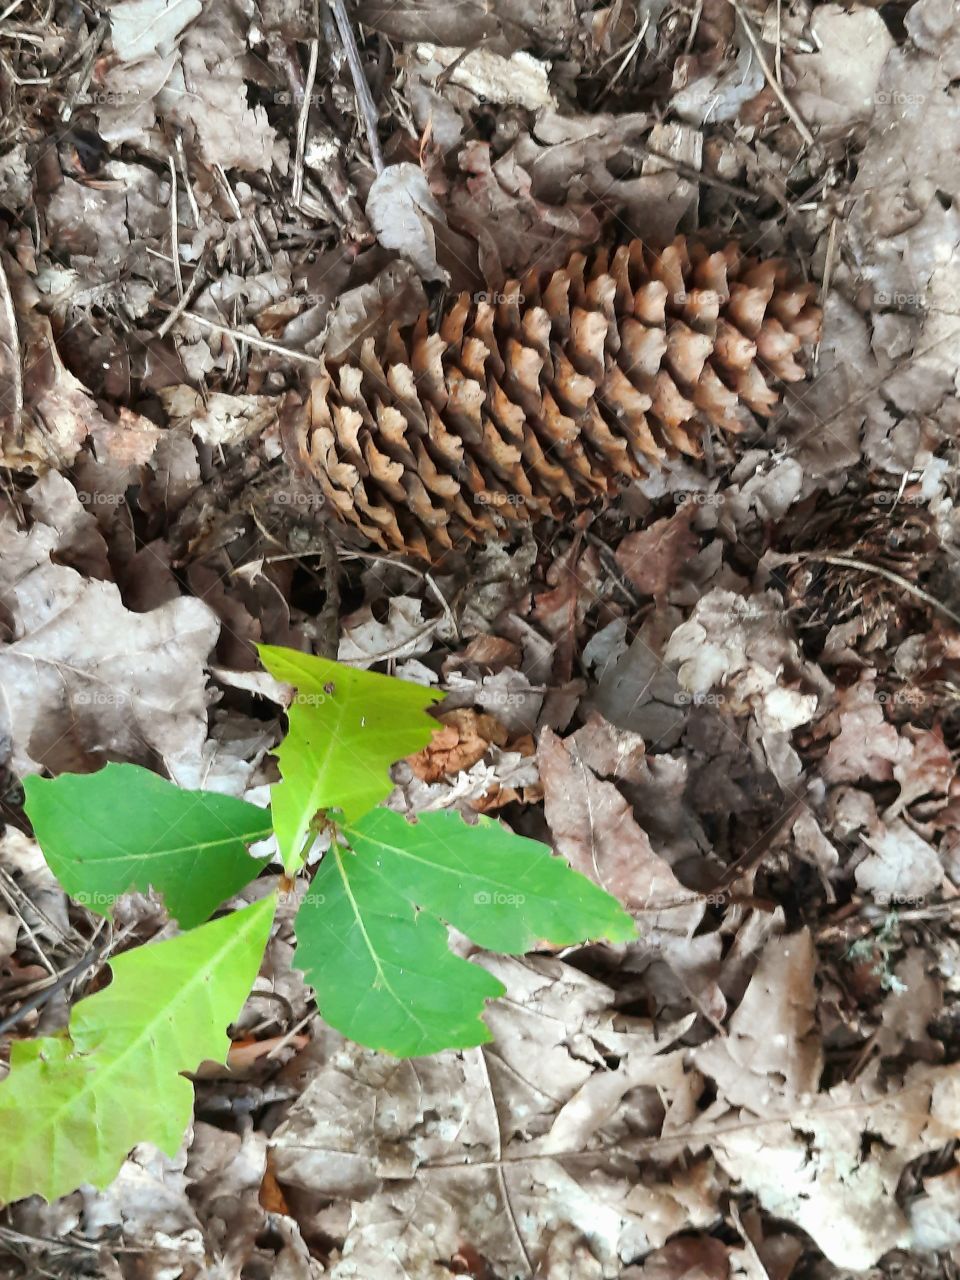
[664,590,822,737]
[538,726,701,925]
[337,595,454,666]
[789,6,894,134]
[538,725,724,1019]
[447,140,602,279]
[366,163,449,283]
[695,931,960,1268]
[270,957,716,1279]
[664,590,825,791]
[624,1236,730,1280]
[886,724,954,822]
[320,260,428,361]
[0,256,112,472]
[157,11,284,173]
[360,0,577,51]
[909,1163,960,1250]
[159,386,278,447]
[614,506,698,602]
[107,0,202,62]
[392,743,540,815]
[406,708,509,781]
[0,481,219,776]
[411,44,557,111]
[570,711,648,784]
[845,0,960,429]
[855,818,944,903]
[694,930,823,1109]
[821,675,900,785]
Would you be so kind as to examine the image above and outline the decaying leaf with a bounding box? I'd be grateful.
[366,163,449,283]
[0,477,221,777]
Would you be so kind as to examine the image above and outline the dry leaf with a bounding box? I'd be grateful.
[366,163,449,283]
[614,507,698,602]
[0,484,219,776]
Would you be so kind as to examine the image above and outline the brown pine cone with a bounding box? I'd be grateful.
[281,235,821,561]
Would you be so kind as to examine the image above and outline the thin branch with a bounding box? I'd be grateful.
[326,0,385,173]
[797,552,960,630]
[0,942,108,1036]
[727,0,815,147]
[293,38,320,207]
[167,154,183,300]
[153,303,326,366]
[0,251,22,432]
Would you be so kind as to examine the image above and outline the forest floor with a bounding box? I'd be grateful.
[3,0,960,1277]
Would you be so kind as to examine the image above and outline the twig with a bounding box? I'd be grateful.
[214,164,273,268]
[727,0,815,147]
[155,259,208,339]
[0,876,56,976]
[293,38,319,207]
[336,546,462,639]
[796,552,960,629]
[174,131,201,228]
[815,215,839,371]
[0,251,22,432]
[326,0,385,173]
[153,303,326,366]
[59,14,109,121]
[596,19,648,105]
[0,942,108,1036]
[167,154,183,300]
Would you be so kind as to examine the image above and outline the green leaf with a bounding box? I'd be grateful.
[0,895,275,1206]
[23,764,273,929]
[293,809,636,1056]
[257,645,443,873]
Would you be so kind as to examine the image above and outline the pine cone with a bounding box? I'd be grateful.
[281,235,821,560]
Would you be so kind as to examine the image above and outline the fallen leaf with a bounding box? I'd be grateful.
[366,163,449,283]
[0,492,219,776]
[406,708,509,781]
[108,0,202,63]
[614,506,698,602]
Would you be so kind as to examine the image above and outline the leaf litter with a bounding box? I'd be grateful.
[3,0,960,1276]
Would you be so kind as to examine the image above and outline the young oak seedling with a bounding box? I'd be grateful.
[0,646,635,1204]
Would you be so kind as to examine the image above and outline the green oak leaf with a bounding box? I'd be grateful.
[257,645,443,874]
[293,809,636,1056]
[23,764,272,929]
[0,895,275,1205]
